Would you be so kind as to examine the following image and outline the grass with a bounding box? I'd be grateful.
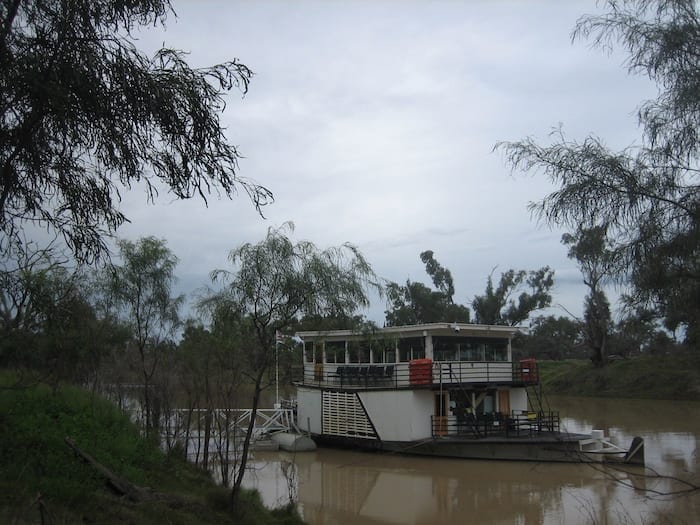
[537,352,700,400]
[0,370,306,524]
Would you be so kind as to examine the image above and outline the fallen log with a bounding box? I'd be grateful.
[64,436,182,505]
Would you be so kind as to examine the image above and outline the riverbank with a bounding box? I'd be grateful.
[537,352,700,400]
[0,371,305,525]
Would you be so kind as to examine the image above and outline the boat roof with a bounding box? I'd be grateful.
[296,322,521,341]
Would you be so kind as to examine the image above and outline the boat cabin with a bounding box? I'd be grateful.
[294,323,546,445]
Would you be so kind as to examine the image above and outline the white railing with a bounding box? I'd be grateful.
[167,407,297,438]
[301,360,515,389]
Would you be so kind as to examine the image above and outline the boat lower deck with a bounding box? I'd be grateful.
[430,410,561,440]
[315,431,621,464]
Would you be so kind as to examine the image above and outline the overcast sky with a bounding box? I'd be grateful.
[115,0,656,324]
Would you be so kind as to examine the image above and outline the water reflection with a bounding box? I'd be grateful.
[247,449,652,524]
[244,397,700,525]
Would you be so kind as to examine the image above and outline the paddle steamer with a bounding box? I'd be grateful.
[293,323,644,464]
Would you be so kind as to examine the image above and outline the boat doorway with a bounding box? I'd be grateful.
[498,389,510,416]
[434,392,448,417]
[450,390,496,417]
[434,392,449,436]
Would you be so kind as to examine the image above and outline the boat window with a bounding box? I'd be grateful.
[433,337,510,362]
[371,347,396,363]
[371,337,396,364]
[347,340,371,363]
[483,394,495,414]
[458,341,485,361]
[304,343,314,363]
[359,341,370,363]
[325,341,346,364]
[399,337,425,362]
[358,341,369,363]
[486,343,508,362]
[433,337,459,361]
[348,341,358,363]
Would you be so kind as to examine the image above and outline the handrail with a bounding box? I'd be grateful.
[431,410,560,438]
[298,359,536,389]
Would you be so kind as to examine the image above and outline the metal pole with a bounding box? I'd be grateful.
[275,338,280,408]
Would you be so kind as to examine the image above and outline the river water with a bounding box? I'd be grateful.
[243,396,700,524]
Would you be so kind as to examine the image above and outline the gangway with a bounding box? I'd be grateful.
[166,407,298,440]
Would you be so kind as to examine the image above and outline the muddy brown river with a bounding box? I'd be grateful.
[243,396,700,524]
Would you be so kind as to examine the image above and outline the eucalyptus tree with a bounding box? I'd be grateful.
[385,250,470,326]
[200,222,381,507]
[515,315,583,360]
[420,250,456,301]
[471,267,554,326]
[104,237,183,435]
[0,0,271,262]
[562,226,618,366]
[498,0,700,343]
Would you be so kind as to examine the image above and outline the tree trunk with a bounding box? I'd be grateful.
[590,333,607,368]
[203,408,211,470]
[590,346,604,367]
[231,368,265,509]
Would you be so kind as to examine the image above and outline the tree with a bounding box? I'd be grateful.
[420,250,456,301]
[173,319,247,479]
[200,222,381,508]
[175,322,215,467]
[0,240,70,336]
[515,315,583,360]
[561,226,617,295]
[471,267,554,326]
[562,226,618,366]
[0,239,88,375]
[104,237,183,435]
[385,251,470,326]
[582,289,612,367]
[608,308,658,357]
[498,0,700,344]
[0,0,272,262]
[291,313,369,332]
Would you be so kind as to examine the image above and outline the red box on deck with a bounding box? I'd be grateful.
[409,358,433,385]
[519,358,538,382]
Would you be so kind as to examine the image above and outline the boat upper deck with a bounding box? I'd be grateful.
[298,359,538,390]
[295,322,537,390]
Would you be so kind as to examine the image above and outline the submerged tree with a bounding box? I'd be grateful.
[0,0,272,262]
[498,0,700,343]
[200,222,381,508]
